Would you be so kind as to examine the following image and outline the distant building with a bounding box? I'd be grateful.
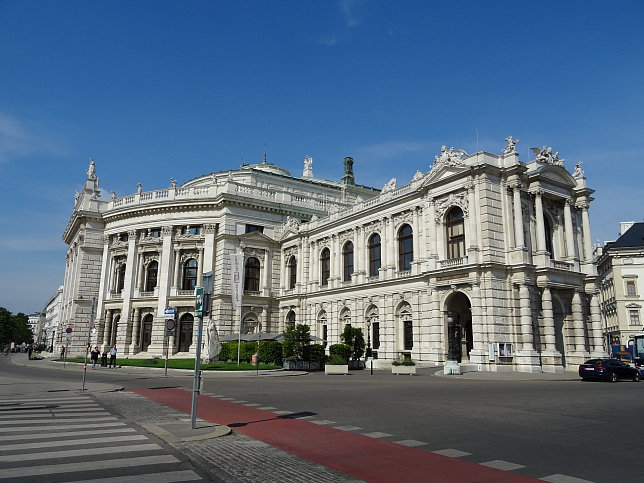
[45,285,64,350]
[27,312,45,344]
[596,222,644,347]
[60,140,604,373]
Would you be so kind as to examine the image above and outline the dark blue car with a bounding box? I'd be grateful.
[579,358,640,382]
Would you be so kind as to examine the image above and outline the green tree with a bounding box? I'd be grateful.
[282,324,311,362]
[0,307,33,347]
[341,325,365,361]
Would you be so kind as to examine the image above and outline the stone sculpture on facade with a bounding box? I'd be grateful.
[531,146,565,166]
[381,178,397,193]
[503,136,519,155]
[572,161,584,179]
[170,178,177,188]
[433,145,467,168]
[137,183,143,194]
[87,158,96,179]
[303,155,313,178]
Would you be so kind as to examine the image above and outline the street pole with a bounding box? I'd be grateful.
[191,271,212,430]
[82,297,96,391]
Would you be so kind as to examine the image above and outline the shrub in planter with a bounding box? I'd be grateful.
[282,324,311,362]
[309,344,326,363]
[258,340,283,365]
[340,325,366,361]
[218,342,235,361]
[392,358,416,366]
[329,343,351,363]
[327,353,349,365]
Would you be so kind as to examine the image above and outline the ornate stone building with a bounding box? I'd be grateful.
[60,138,605,372]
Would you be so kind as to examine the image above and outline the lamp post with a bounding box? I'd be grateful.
[444,311,461,375]
[366,320,373,375]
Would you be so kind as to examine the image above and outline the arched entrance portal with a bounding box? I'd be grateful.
[178,313,194,353]
[445,292,472,363]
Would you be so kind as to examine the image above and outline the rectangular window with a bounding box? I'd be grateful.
[626,281,637,296]
[372,322,380,350]
[181,226,201,235]
[498,343,513,357]
[245,224,264,234]
[149,228,161,238]
[629,310,640,326]
[403,320,413,351]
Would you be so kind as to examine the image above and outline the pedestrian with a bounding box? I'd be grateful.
[27,344,33,360]
[90,346,100,369]
[60,346,66,359]
[109,344,117,368]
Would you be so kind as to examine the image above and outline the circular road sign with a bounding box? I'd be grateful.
[66,327,72,334]
[167,320,175,331]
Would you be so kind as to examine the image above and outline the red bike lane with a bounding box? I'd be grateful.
[133,388,539,483]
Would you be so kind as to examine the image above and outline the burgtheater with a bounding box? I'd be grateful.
[60,138,603,373]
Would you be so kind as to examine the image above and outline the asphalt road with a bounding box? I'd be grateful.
[5,355,643,483]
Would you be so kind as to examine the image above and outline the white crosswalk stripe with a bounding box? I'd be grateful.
[0,395,203,481]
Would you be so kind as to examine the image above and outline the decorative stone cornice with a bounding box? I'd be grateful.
[434,192,468,223]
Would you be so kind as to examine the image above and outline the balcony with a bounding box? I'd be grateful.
[438,256,468,269]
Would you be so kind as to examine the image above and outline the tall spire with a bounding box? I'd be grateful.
[263,143,267,164]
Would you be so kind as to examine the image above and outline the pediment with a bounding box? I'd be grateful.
[529,164,577,188]
[420,162,470,187]
[239,230,274,244]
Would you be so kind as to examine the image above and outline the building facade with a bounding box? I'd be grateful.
[596,222,644,347]
[60,138,605,372]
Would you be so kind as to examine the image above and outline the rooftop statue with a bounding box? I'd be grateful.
[170,178,177,188]
[503,136,519,155]
[433,145,467,168]
[572,161,584,179]
[381,177,397,193]
[530,146,565,166]
[87,158,96,179]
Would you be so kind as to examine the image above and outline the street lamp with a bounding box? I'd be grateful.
[444,311,461,375]
[366,320,372,358]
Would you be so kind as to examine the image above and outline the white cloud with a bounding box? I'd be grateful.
[0,113,65,164]
[318,34,338,46]
[340,0,362,28]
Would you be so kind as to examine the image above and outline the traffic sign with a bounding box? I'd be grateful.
[195,286,204,317]
[164,308,176,319]
[66,327,72,334]
[167,319,175,331]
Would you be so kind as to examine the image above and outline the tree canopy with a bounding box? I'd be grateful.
[0,307,33,347]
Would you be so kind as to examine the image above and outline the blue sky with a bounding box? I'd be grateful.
[1,0,643,314]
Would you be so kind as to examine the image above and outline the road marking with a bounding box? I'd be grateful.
[0,443,161,462]
[540,475,594,483]
[1,434,149,451]
[0,455,180,478]
[394,439,427,447]
[2,421,126,433]
[432,448,471,457]
[242,403,261,406]
[0,416,118,426]
[0,409,107,419]
[362,431,393,438]
[80,470,202,482]
[273,410,295,415]
[0,426,135,442]
[333,425,362,431]
[482,460,526,471]
[258,406,277,410]
[310,419,336,425]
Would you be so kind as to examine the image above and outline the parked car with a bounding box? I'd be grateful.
[579,358,640,382]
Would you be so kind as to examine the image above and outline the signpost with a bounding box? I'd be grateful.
[165,318,175,376]
[64,327,72,368]
[191,271,212,430]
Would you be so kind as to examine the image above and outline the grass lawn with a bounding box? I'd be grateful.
[56,358,281,371]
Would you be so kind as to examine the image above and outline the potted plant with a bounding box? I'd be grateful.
[325,344,350,374]
[392,356,416,375]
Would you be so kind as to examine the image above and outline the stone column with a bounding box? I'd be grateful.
[388,216,396,275]
[589,293,605,357]
[103,310,113,350]
[129,307,140,353]
[154,226,174,355]
[467,182,478,248]
[533,189,546,253]
[468,284,486,364]
[541,287,556,352]
[96,235,111,323]
[571,291,586,353]
[413,207,421,274]
[136,253,144,292]
[173,248,181,289]
[579,201,593,262]
[513,183,525,248]
[262,248,270,294]
[519,284,534,351]
[119,231,137,353]
[563,198,575,260]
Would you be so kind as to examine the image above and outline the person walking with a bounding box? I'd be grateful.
[90,346,100,369]
[108,345,117,368]
[60,345,66,360]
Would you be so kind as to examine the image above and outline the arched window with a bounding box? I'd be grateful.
[141,314,153,352]
[544,215,554,258]
[145,261,158,292]
[320,247,330,286]
[288,255,297,289]
[242,313,259,334]
[366,306,380,352]
[178,313,193,352]
[182,258,198,291]
[287,310,296,327]
[399,304,413,351]
[318,310,327,347]
[244,257,260,292]
[446,207,465,259]
[398,224,413,271]
[368,234,381,277]
[117,264,126,292]
[343,241,354,282]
